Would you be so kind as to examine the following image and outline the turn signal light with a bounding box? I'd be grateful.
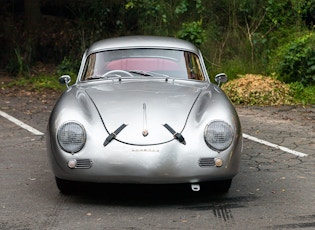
[68,159,77,169]
[215,158,223,167]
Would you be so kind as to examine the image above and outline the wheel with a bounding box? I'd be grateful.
[202,179,232,193]
[102,70,134,78]
[214,179,232,193]
[55,177,76,194]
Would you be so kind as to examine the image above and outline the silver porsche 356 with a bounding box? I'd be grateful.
[46,36,242,193]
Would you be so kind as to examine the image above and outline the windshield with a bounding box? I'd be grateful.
[82,48,205,81]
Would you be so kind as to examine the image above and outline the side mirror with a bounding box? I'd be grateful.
[59,75,71,88]
[214,73,227,87]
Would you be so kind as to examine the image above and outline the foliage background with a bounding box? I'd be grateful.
[0,0,314,104]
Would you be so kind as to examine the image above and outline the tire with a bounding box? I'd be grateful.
[201,179,232,193]
[214,179,232,193]
[55,177,76,194]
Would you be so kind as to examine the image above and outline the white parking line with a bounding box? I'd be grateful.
[0,110,44,136]
[243,133,308,157]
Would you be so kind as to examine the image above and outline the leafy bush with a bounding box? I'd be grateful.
[274,33,315,86]
[6,48,30,77]
[222,74,294,105]
[177,20,206,46]
[56,57,80,77]
[289,82,315,105]
[212,58,253,81]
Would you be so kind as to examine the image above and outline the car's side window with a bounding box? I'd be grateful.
[84,53,96,79]
[184,52,204,81]
[83,52,108,80]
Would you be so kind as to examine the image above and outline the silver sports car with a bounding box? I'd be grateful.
[46,36,242,193]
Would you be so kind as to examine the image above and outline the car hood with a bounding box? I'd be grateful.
[85,80,203,145]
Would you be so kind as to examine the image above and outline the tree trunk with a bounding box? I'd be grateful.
[24,0,41,64]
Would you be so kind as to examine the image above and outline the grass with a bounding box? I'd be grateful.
[289,82,315,105]
[7,74,65,92]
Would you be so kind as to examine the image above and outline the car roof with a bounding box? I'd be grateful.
[86,36,200,55]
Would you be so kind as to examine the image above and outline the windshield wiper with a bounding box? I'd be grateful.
[86,75,123,81]
[129,70,152,76]
[129,70,170,78]
[86,70,170,81]
[86,75,104,80]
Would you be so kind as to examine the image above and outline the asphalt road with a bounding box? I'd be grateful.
[0,91,314,230]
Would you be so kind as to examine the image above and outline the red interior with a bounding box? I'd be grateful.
[105,58,180,71]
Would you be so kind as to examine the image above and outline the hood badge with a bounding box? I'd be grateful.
[142,103,149,137]
[142,129,149,137]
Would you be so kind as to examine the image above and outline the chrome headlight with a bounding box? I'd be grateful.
[204,121,234,151]
[57,122,86,153]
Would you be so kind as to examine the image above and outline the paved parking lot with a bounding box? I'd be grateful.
[0,91,314,229]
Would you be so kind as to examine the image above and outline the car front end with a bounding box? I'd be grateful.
[46,36,242,193]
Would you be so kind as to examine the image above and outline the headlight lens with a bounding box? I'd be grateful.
[57,122,86,153]
[204,121,234,151]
